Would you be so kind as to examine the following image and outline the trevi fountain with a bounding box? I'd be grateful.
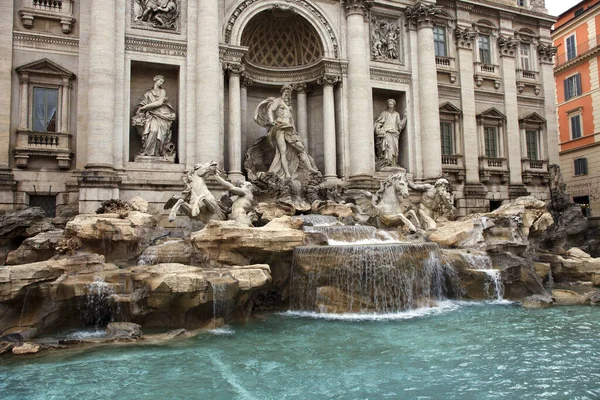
[0,86,599,399]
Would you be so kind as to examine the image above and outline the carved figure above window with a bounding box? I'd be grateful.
[132,0,180,33]
[370,15,402,63]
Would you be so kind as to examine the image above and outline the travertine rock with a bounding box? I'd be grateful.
[254,202,295,222]
[552,289,587,306]
[66,212,156,242]
[522,294,554,308]
[129,196,149,213]
[6,229,64,265]
[12,342,40,355]
[0,207,47,239]
[106,322,143,340]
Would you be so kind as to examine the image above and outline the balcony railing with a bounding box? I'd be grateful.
[19,0,74,33]
[555,35,600,68]
[479,156,508,183]
[14,129,72,169]
[475,63,498,74]
[517,69,538,80]
[33,0,63,11]
[441,154,464,169]
[521,159,549,184]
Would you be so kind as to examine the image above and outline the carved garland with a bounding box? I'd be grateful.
[224,0,340,58]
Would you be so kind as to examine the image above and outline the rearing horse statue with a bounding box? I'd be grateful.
[345,172,420,232]
[164,161,227,223]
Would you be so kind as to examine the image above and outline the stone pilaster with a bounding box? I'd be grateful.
[342,0,375,181]
[318,75,339,180]
[0,0,13,169]
[79,0,121,213]
[241,74,252,159]
[295,83,309,149]
[406,2,443,180]
[538,43,559,165]
[196,0,222,166]
[455,27,480,185]
[225,63,244,182]
[498,34,523,185]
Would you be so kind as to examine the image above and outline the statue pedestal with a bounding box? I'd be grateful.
[134,155,175,164]
[377,166,406,174]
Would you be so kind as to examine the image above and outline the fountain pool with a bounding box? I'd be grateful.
[1,302,599,399]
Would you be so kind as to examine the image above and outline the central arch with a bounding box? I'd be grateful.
[224,0,339,59]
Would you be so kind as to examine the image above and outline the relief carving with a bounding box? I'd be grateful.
[370,16,401,63]
[132,0,180,32]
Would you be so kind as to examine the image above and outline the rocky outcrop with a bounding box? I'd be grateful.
[106,322,143,340]
[0,254,272,336]
[536,248,600,283]
[552,289,587,306]
[6,230,64,265]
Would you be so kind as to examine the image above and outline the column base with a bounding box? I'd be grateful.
[0,168,16,213]
[77,166,122,214]
[348,175,379,191]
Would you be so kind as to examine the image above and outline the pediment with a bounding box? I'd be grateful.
[439,102,462,115]
[519,112,546,124]
[478,107,506,120]
[16,58,75,79]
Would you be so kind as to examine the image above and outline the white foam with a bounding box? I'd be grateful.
[327,238,402,245]
[281,301,460,321]
[209,326,235,335]
[65,329,107,340]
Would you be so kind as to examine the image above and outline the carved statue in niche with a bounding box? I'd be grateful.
[408,178,455,230]
[253,84,320,180]
[374,99,406,170]
[133,0,178,30]
[370,16,401,62]
[131,75,176,162]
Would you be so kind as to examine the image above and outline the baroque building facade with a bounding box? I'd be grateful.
[0,0,557,216]
[552,0,600,218]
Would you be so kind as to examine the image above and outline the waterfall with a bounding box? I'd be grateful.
[82,277,118,327]
[300,215,340,227]
[210,281,230,320]
[460,253,504,300]
[303,225,400,245]
[290,243,460,313]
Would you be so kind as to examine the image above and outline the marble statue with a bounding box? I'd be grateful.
[165,161,227,223]
[374,99,406,169]
[214,175,255,226]
[254,84,320,180]
[133,0,178,29]
[132,75,176,161]
[408,178,454,230]
[345,172,419,232]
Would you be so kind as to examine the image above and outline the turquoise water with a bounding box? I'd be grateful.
[1,302,600,399]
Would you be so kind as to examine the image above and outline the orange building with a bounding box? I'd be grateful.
[553,0,600,217]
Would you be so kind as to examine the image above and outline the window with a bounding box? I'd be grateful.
[479,35,492,64]
[32,87,58,133]
[440,122,453,155]
[574,158,588,175]
[525,130,538,160]
[574,8,584,17]
[566,35,577,61]
[517,0,527,6]
[564,74,582,100]
[484,127,498,158]
[490,200,502,212]
[29,195,56,217]
[434,26,447,57]
[573,195,590,217]
[570,114,582,139]
[520,43,531,70]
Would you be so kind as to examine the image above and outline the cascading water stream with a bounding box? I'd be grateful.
[303,225,400,245]
[210,281,229,320]
[460,253,504,300]
[82,277,119,327]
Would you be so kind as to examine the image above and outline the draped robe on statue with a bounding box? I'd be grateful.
[374,110,405,167]
[254,97,303,180]
[135,89,176,157]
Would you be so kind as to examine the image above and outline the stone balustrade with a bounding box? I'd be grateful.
[19,0,74,33]
[14,129,72,169]
[478,156,508,183]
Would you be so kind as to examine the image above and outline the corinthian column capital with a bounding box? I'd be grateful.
[342,0,373,18]
[405,2,442,30]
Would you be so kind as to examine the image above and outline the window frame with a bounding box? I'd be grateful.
[440,121,454,155]
[569,112,583,140]
[433,25,447,57]
[564,73,582,101]
[524,130,538,160]
[566,34,577,61]
[520,43,531,71]
[479,34,492,65]
[574,157,588,176]
[31,86,60,133]
[484,126,499,158]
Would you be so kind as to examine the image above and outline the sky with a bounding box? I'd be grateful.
[545,0,583,17]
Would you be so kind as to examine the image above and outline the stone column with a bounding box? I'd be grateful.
[342,0,375,181]
[240,74,252,157]
[318,76,339,180]
[498,35,523,187]
[538,43,559,165]
[60,78,70,133]
[0,0,15,210]
[295,83,309,148]
[406,2,443,180]
[225,64,244,182]
[18,75,29,130]
[196,0,222,166]
[79,0,120,213]
[455,27,480,184]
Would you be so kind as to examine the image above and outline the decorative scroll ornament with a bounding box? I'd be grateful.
[223,63,245,76]
[293,82,308,93]
[132,0,180,33]
[498,35,519,57]
[405,3,441,29]
[454,27,476,49]
[537,43,558,64]
[341,0,374,17]
[317,75,340,86]
[370,15,401,63]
